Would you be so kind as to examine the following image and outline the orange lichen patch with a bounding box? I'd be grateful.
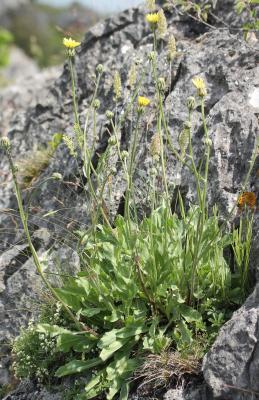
[237,191,256,209]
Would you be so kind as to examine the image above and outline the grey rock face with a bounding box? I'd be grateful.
[203,283,259,400]
[0,0,259,398]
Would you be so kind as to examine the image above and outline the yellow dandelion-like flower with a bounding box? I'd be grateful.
[157,9,168,38]
[63,37,81,49]
[192,76,207,97]
[237,192,256,209]
[138,96,151,107]
[146,12,159,27]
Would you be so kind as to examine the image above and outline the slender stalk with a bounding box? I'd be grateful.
[68,56,79,126]
[6,150,97,336]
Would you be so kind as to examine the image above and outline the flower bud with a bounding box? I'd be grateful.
[106,110,114,120]
[148,51,157,62]
[96,64,104,74]
[187,96,196,111]
[93,99,100,109]
[0,136,11,151]
[108,135,117,146]
[121,150,129,160]
[158,77,166,93]
[52,172,63,181]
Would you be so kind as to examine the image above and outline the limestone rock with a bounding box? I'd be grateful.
[0,0,259,398]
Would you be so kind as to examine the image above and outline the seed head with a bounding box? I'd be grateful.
[146,0,156,11]
[178,123,190,158]
[157,9,168,38]
[167,34,177,61]
[128,63,137,89]
[150,132,161,159]
[63,135,77,157]
[113,71,122,100]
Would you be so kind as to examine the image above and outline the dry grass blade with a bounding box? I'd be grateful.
[133,352,201,390]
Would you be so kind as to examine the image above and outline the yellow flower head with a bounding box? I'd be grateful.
[138,96,151,107]
[146,12,159,26]
[238,192,256,209]
[63,37,81,49]
[192,76,207,97]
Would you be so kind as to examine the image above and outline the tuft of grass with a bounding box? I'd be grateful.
[16,133,63,188]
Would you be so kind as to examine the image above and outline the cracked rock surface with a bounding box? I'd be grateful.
[0,0,259,398]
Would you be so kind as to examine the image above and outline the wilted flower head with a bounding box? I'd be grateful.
[238,192,256,209]
[192,76,207,97]
[138,96,151,108]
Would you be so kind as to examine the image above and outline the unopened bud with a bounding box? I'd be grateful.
[106,110,114,120]
[108,135,117,146]
[121,150,129,160]
[148,51,157,62]
[158,77,166,93]
[93,99,100,109]
[187,96,196,111]
[96,64,104,74]
[52,172,63,181]
[0,136,11,151]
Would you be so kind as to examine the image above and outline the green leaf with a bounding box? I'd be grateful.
[55,358,103,377]
[83,371,106,399]
[99,338,129,362]
[80,308,102,317]
[175,320,193,345]
[120,383,129,400]
[57,332,97,353]
[36,324,70,336]
[180,305,202,323]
